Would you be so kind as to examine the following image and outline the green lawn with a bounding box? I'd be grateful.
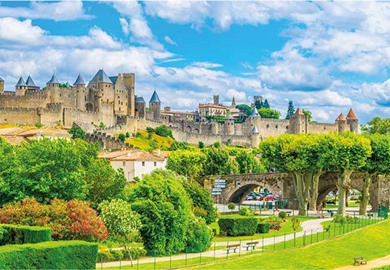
[189,218,390,269]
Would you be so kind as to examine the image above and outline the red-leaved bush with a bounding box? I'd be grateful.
[0,198,108,242]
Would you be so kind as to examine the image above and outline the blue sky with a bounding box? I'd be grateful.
[1,1,390,124]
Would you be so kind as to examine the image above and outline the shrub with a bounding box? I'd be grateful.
[239,206,253,216]
[218,217,257,236]
[0,224,51,245]
[227,203,236,210]
[256,223,271,233]
[198,141,205,149]
[333,214,346,224]
[97,247,147,263]
[184,217,213,253]
[278,211,287,219]
[68,126,85,139]
[35,122,43,128]
[0,240,98,269]
[118,133,126,142]
[155,125,174,138]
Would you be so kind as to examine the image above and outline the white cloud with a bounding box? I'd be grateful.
[119,18,130,35]
[0,1,92,21]
[191,62,223,69]
[164,36,177,46]
[0,18,45,45]
[361,79,390,107]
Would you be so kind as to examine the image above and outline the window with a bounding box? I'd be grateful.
[123,161,125,166]
[154,162,157,166]
[142,161,145,166]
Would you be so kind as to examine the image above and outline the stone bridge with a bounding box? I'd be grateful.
[205,172,390,211]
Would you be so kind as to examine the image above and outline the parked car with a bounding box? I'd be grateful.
[246,191,261,200]
[260,193,275,201]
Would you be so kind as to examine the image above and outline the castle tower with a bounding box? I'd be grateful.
[89,69,114,112]
[25,75,39,91]
[149,90,161,121]
[335,113,348,133]
[213,95,219,105]
[73,74,85,110]
[46,74,60,103]
[289,108,307,134]
[0,77,4,94]
[250,125,260,148]
[346,108,358,133]
[15,77,27,96]
[123,73,135,117]
[224,114,235,135]
[135,96,145,118]
[231,96,236,108]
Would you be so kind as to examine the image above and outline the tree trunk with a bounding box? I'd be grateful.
[292,172,307,216]
[359,173,373,215]
[337,170,353,216]
[307,171,323,211]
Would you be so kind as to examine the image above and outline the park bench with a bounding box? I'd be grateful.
[353,256,367,266]
[285,210,292,216]
[243,241,258,251]
[226,244,240,254]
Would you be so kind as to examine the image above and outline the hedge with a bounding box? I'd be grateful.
[218,217,257,236]
[256,223,271,234]
[0,240,98,269]
[0,224,52,245]
[97,247,147,263]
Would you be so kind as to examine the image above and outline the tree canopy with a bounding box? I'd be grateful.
[361,117,390,135]
[258,108,280,119]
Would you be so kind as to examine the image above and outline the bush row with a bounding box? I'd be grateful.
[218,217,258,236]
[0,240,98,269]
[97,247,146,263]
[0,224,51,245]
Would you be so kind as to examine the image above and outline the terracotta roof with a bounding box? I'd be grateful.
[295,108,304,115]
[198,104,226,109]
[336,113,346,121]
[346,108,357,120]
[99,150,165,161]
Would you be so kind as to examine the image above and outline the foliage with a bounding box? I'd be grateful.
[278,211,287,219]
[285,100,295,119]
[264,99,270,108]
[239,206,253,216]
[34,122,43,128]
[97,247,146,262]
[256,223,271,233]
[0,240,98,269]
[227,203,236,210]
[126,130,174,151]
[181,180,217,224]
[155,125,174,138]
[118,133,126,142]
[167,150,207,179]
[258,107,280,119]
[68,126,85,139]
[146,127,155,134]
[0,198,108,242]
[184,217,213,253]
[202,147,238,175]
[206,115,226,124]
[302,109,312,122]
[255,100,263,109]
[235,149,266,173]
[361,117,390,135]
[291,217,300,232]
[218,217,258,236]
[98,199,141,239]
[0,224,51,245]
[236,104,252,116]
[198,141,205,148]
[98,122,106,129]
[126,169,193,256]
[169,141,190,151]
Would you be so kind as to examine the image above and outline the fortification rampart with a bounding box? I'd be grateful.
[307,122,338,134]
[0,94,48,108]
[0,107,40,125]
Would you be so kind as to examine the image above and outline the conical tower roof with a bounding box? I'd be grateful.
[73,74,85,85]
[249,107,259,117]
[231,96,236,107]
[295,108,304,115]
[336,113,346,121]
[16,77,26,86]
[90,69,112,84]
[47,74,59,84]
[135,96,145,103]
[251,125,259,134]
[26,76,36,86]
[150,90,161,103]
[346,108,357,120]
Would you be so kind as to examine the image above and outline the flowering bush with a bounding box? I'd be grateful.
[0,198,107,242]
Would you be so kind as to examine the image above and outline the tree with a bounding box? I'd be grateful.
[125,169,193,256]
[236,104,252,116]
[285,100,295,119]
[235,149,266,174]
[202,147,238,175]
[361,117,390,135]
[155,125,173,138]
[167,150,207,180]
[264,99,270,108]
[69,126,85,139]
[258,108,280,119]
[359,134,390,214]
[255,100,264,109]
[118,133,126,142]
[302,109,312,122]
[184,217,213,253]
[181,180,217,224]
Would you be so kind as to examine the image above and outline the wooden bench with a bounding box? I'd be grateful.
[353,256,367,266]
[243,241,258,251]
[226,244,240,254]
[285,210,292,216]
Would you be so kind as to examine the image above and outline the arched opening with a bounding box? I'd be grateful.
[186,126,192,133]
[228,184,260,203]
[194,128,200,134]
[86,102,94,112]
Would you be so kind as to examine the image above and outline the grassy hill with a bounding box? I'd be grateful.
[125,130,174,151]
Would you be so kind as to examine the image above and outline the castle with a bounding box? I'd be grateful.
[0,70,358,148]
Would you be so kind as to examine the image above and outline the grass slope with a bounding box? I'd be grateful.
[126,130,174,151]
[191,219,390,269]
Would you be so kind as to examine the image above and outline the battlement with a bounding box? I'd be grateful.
[0,107,39,113]
[45,103,63,112]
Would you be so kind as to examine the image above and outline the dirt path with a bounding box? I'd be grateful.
[335,255,390,270]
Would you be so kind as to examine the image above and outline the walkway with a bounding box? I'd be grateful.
[97,218,331,268]
[334,255,390,270]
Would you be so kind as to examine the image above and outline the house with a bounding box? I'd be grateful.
[98,149,167,181]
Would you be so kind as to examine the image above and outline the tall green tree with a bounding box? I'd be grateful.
[167,150,207,179]
[285,100,295,119]
[361,117,390,135]
[202,147,239,175]
[235,149,266,174]
[264,99,270,108]
[236,104,252,116]
[258,108,281,119]
[255,100,264,109]
[302,109,312,122]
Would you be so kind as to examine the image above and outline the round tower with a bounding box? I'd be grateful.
[250,125,260,148]
[335,113,348,133]
[346,108,359,133]
[224,115,235,135]
[46,74,60,103]
[289,108,306,134]
[248,107,261,134]
[149,90,161,121]
[73,74,86,110]
[15,77,27,96]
